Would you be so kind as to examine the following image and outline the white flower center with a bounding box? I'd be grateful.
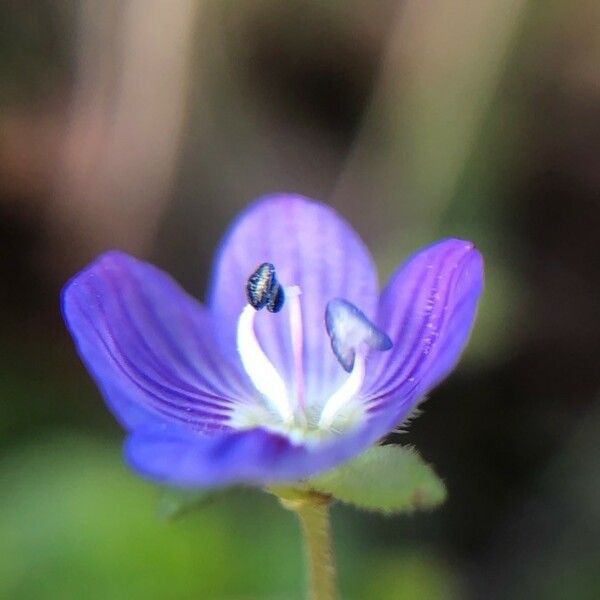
[232,262,392,441]
[235,283,391,441]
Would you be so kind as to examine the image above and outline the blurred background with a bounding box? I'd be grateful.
[1,1,599,598]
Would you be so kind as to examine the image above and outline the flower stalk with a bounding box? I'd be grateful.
[276,489,336,600]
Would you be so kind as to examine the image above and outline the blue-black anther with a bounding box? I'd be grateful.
[246,263,285,313]
[266,282,285,313]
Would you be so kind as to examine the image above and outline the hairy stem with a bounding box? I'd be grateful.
[279,492,336,600]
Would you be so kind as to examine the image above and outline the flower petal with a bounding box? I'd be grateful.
[209,194,379,405]
[364,238,483,421]
[62,251,254,432]
[125,425,377,487]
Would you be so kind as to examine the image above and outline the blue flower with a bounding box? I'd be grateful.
[62,195,483,487]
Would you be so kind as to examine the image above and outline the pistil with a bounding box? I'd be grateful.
[285,285,307,425]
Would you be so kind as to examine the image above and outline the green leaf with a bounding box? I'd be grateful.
[156,487,226,520]
[306,445,446,514]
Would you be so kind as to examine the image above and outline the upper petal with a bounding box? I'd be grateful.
[62,251,254,433]
[363,238,483,421]
[208,194,379,404]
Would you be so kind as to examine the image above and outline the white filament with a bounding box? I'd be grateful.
[318,352,366,429]
[236,304,294,424]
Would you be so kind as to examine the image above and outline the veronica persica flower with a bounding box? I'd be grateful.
[63,194,483,599]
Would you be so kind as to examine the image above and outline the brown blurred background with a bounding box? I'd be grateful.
[1,1,599,598]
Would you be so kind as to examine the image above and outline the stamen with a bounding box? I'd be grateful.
[318,353,366,429]
[236,304,294,424]
[267,282,284,313]
[318,298,393,430]
[325,298,392,372]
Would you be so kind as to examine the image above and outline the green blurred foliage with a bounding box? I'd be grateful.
[0,435,462,599]
[1,435,301,599]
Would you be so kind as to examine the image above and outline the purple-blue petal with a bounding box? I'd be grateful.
[363,238,484,423]
[62,251,254,433]
[208,194,379,403]
[125,424,381,487]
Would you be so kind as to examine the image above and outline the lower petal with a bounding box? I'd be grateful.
[125,425,385,487]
